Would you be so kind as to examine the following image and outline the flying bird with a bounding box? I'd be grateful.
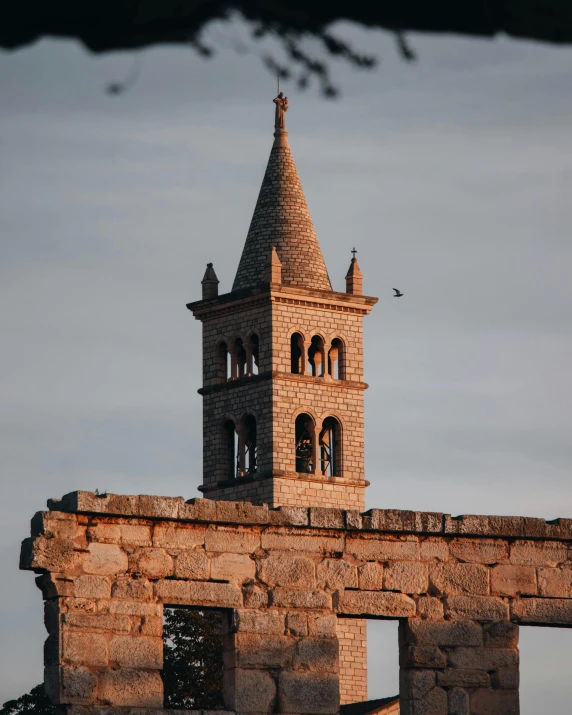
[393,288,404,297]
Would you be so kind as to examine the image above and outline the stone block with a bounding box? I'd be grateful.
[416,596,444,621]
[401,686,447,715]
[444,596,509,622]
[109,635,163,668]
[86,523,121,543]
[99,669,163,707]
[269,506,309,526]
[317,559,358,589]
[448,687,469,715]
[444,514,500,536]
[403,646,447,669]
[140,615,163,636]
[180,498,218,522]
[270,588,331,609]
[20,536,78,573]
[243,584,268,608]
[490,565,537,596]
[286,612,308,636]
[175,551,210,580]
[119,524,152,546]
[309,507,345,529]
[60,666,98,703]
[109,601,161,615]
[447,647,518,670]
[449,539,508,564]
[537,567,572,597]
[345,510,363,530]
[205,527,260,554]
[405,620,483,647]
[511,597,572,624]
[234,633,294,668]
[138,495,183,519]
[510,540,567,567]
[31,511,78,539]
[279,672,339,714]
[483,622,519,648]
[134,548,174,578]
[64,612,131,633]
[347,537,420,561]
[258,555,315,588]
[82,543,128,576]
[358,562,384,590]
[261,531,344,553]
[215,500,269,525]
[74,575,111,599]
[153,523,206,548]
[436,669,490,688]
[491,668,519,689]
[227,668,276,714]
[308,614,338,637]
[419,538,449,562]
[233,609,285,635]
[111,577,153,600]
[36,573,73,600]
[470,689,519,715]
[384,562,428,594]
[211,553,255,583]
[294,637,338,672]
[155,579,242,607]
[335,590,415,617]
[63,632,108,667]
[429,563,489,596]
[401,670,435,700]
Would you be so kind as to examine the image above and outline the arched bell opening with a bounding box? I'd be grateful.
[328,338,345,380]
[231,338,247,379]
[290,332,305,374]
[308,335,325,377]
[319,416,342,477]
[295,413,316,474]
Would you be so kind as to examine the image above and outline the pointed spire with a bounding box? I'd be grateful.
[201,262,219,299]
[232,95,332,293]
[345,249,363,295]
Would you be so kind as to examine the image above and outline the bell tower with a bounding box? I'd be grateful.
[188,95,377,512]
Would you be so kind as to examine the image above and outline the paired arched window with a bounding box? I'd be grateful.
[216,334,260,382]
[290,334,345,380]
[294,414,342,476]
[221,414,258,479]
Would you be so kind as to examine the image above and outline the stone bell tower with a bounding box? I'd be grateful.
[188,95,377,513]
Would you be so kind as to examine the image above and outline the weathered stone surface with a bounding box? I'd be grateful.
[384,562,428,594]
[258,555,315,588]
[269,506,309,526]
[316,559,358,589]
[347,537,420,561]
[233,609,285,635]
[483,621,519,648]
[109,635,163,668]
[111,577,153,600]
[134,548,174,578]
[82,543,128,576]
[401,670,435,700]
[138,495,183,519]
[32,511,78,539]
[60,665,98,703]
[419,538,449,562]
[74,575,111,599]
[406,620,483,647]
[140,615,162,636]
[429,563,489,596]
[537,567,572,598]
[279,672,339,714]
[154,580,242,607]
[335,590,415,617]
[243,584,267,608]
[261,531,344,553]
[109,601,161,615]
[233,633,294,667]
[228,668,276,713]
[444,596,509,622]
[345,510,363,530]
[211,553,255,583]
[448,687,469,715]
[215,500,269,525]
[179,498,218,522]
[308,614,338,637]
[64,612,131,633]
[511,597,572,624]
[403,646,447,669]
[86,523,121,543]
[449,538,508,564]
[309,507,345,529]
[119,524,152,546]
[21,536,78,573]
[401,685,447,715]
[358,562,384,590]
[447,647,518,670]
[491,668,519,689]
[99,669,163,707]
[175,551,210,580]
[470,688,519,715]
[205,527,259,554]
[62,633,108,667]
[286,612,308,636]
[437,669,490,688]
[153,523,206,548]
[510,540,567,567]
[416,596,443,621]
[294,637,338,672]
[270,588,331,610]
[490,565,537,596]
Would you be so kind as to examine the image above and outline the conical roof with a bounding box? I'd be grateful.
[232,96,332,292]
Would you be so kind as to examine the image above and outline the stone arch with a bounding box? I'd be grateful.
[294,412,316,474]
[308,334,326,377]
[318,415,343,477]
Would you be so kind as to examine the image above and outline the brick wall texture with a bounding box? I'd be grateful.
[20,491,572,715]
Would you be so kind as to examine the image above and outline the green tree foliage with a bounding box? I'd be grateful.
[162,606,225,709]
[1,685,56,715]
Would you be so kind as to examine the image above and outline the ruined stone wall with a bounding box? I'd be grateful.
[21,491,572,715]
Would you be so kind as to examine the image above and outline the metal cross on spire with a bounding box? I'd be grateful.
[351,247,357,259]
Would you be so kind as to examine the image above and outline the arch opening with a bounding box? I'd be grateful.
[295,413,315,473]
[291,332,304,374]
[320,416,342,477]
[328,338,345,380]
[308,335,325,377]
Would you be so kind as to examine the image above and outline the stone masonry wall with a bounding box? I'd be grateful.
[337,618,368,704]
[20,491,572,715]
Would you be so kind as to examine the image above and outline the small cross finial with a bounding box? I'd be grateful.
[351,247,357,259]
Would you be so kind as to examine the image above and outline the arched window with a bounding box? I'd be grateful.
[248,334,259,376]
[295,413,315,474]
[319,417,342,477]
[308,336,325,377]
[328,338,345,380]
[290,333,304,374]
[231,338,247,379]
[216,341,229,383]
[222,420,238,479]
[242,415,257,475]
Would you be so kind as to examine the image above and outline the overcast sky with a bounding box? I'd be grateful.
[1,20,572,710]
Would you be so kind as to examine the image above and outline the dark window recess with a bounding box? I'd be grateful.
[295,413,314,473]
[243,414,258,475]
[162,607,225,710]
